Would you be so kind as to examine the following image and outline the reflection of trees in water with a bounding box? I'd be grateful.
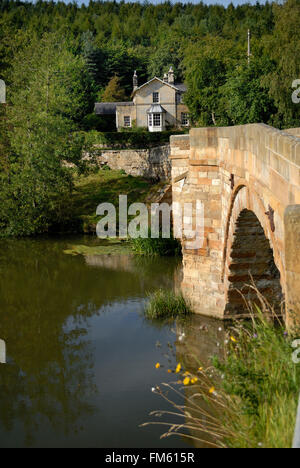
[0,237,181,446]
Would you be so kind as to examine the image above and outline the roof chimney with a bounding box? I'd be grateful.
[168,66,174,85]
[133,70,138,91]
[163,73,168,83]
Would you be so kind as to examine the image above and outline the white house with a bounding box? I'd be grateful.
[95,68,189,132]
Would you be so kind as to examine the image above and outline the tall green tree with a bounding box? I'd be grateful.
[266,0,300,128]
[0,32,89,236]
[101,75,128,102]
[222,57,277,125]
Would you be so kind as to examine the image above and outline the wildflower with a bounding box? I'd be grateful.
[151,387,156,392]
[191,377,198,384]
[175,363,181,373]
[253,334,258,339]
[198,367,203,372]
[209,386,215,394]
[230,336,237,343]
[167,369,172,373]
[183,377,190,386]
[218,327,222,332]
[155,362,160,369]
[183,371,190,377]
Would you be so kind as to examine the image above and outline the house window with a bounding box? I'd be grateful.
[153,113,161,127]
[148,114,153,127]
[181,112,189,126]
[124,116,131,127]
[152,92,159,103]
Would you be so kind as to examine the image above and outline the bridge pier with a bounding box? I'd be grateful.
[171,124,300,321]
[285,205,300,329]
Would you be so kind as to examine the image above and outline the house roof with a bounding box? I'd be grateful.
[95,102,133,115]
[132,77,187,96]
[146,104,166,114]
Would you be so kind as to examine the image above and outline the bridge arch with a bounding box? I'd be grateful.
[223,184,284,316]
[170,125,300,322]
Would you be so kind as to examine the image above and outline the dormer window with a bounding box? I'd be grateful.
[152,92,159,103]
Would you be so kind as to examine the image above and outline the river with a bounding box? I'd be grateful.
[0,236,223,448]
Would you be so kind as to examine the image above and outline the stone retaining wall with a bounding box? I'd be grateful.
[95,145,171,180]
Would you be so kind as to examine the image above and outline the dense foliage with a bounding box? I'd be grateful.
[83,129,186,148]
[0,0,300,235]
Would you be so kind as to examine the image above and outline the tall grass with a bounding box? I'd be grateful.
[131,232,181,256]
[142,291,300,448]
[145,289,192,320]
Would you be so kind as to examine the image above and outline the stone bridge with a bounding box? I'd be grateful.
[170,124,300,324]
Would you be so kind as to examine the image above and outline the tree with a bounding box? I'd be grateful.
[265,0,300,128]
[183,37,239,126]
[0,32,89,236]
[222,56,277,125]
[101,75,127,102]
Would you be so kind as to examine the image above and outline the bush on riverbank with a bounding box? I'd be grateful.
[145,289,191,321]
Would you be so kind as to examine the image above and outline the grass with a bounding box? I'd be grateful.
[144,289,192,321]
[131,232,181,257]
[143,293,300,448]
[213,310,300,448]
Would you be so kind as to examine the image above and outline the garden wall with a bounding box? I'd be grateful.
[96,145,171,180]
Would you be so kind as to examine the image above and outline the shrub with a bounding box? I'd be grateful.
[80,129,187,149]
[131,232,181,256]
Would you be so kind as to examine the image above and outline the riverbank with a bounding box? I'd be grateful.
[148,306,300,448]
[57,168,165,235]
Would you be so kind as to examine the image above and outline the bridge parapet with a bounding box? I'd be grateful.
[171,124,300,322]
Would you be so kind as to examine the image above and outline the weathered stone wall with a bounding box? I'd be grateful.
[171,124,300,321]
[96,145,171,180]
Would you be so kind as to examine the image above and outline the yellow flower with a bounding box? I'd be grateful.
[191,377,198,384]
[230,336,237,343]
[167,369,172,373]
[183,377,190,386]
[175,363,181,374]
[183,371,190,377]
[209,386,215,394]
[198,367,203,372]
[155,362,160,369]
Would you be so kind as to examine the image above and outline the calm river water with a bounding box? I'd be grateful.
[0,236,223,448]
